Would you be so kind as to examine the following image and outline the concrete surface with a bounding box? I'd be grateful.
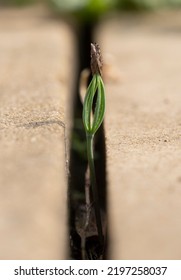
[98,11,181,259]
[1,5,181,261]
[0,6,74,259]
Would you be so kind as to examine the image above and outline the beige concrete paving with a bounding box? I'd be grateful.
[98,11,181,259]
[0,6,75,259]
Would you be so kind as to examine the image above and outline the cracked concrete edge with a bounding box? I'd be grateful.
[97,12,181,259]
[0,5,76,259]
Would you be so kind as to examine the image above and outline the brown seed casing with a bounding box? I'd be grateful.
[90,43,103,76]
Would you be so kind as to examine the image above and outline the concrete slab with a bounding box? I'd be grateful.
[0,6,75,259]
[98,11,181,259]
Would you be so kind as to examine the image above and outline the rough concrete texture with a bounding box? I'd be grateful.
[98,11,181,259]
[0,6,74,259]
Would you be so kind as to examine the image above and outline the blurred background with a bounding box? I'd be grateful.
[1,0,181,12]
[1,0,181,8]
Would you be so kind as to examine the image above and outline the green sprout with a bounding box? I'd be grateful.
[82,43,105,245]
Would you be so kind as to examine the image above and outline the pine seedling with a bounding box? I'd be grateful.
[82,43,105,245]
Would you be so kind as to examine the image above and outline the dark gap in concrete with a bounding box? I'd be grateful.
[68,21,107,260]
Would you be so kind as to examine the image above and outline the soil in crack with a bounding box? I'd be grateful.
[68,21,107,260]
